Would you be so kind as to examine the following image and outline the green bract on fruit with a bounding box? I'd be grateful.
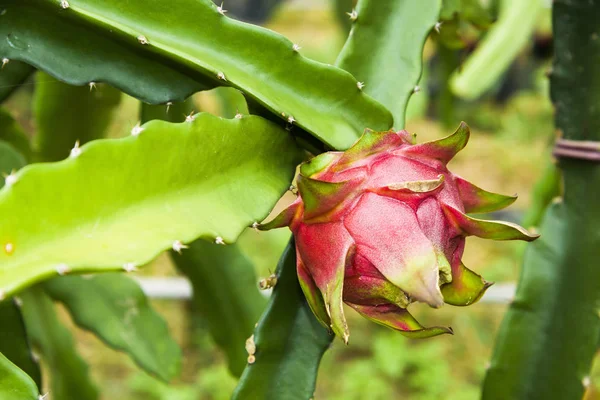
[261,122,538,343]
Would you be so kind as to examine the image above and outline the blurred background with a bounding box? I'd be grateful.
[6,0,599,399]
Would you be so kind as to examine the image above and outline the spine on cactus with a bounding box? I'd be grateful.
[261,122,537,343]
[482,1,600,399]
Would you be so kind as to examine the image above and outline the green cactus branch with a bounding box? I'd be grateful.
[336,0,441,129]
[1,0,392,149]
[44,274,181,382]
[0,113,301,298]
[171,240,266,378]
[0,299,41,390]
[21,287,99,400]
[232,240,333,399]
[482,1,600,398]
[33,72,122,162]
[449,0,543,99]
[0,352,38,400]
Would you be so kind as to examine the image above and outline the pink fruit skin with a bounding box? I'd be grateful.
[263,123,537,342]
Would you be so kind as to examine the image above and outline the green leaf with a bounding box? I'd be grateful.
[0,60,34,103]
[43,274,181,382]
[0,352,38,400]
[1,0,392,149]
[450,0,543,99]
[483,2,600,398]
[232,240,333,400]
[0,108,32,162]
[335,0,441,128]
[171,240,266,377]
[0,113,301,297]
[33,72,121,161]
[0,299,41,389]
[21,287,99,400]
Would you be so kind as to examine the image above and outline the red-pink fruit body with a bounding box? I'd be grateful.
[262,123,538,343]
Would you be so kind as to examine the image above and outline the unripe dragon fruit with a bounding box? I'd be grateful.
[261,123,538,343]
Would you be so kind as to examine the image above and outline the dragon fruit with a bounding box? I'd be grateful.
[261,123,538,343]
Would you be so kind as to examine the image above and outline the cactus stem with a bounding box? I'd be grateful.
[217,71,227,81]
[137,35,149,45]
[357,81,365,90]
[131,122,144,136]
[123,262,137,272]
[56,263,70,276]
[60,0,69,9]
[3,170,17,187]
[69,140,81,158]
[1,57,8,68]
[172,240,188,254]
[217,2,227,15]
[434,21,442,33]
[292,43,301,52]
[88,81,96,91]
[215,236,225,245]
[347,9,358,21]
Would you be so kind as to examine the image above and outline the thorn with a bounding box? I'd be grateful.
[292,43,301,52]
[217,2,227,15]
[60,0,69,9]
[347,9,358,21]
[0,290,5,301]
[245,334,256,355]
[289,184,298,194]
[123,262,137,273]
[287,115,295,124]
[357,81,365,90]
[217,71,227,81]
[172,240,188,254]
[166,102,172,112]
[39,393,49,400]
[434,21,442,33]
[251,222,259,231]
[247,354,256,364]
[583,376,591,388]
[215,236,225,245]
[56,263,70,276]
[1,58,8,69]
[235,112,243,119]
[70,140,81,158]
[413,85,421,93]
[4,170,17,187]
[13,296,22,307]
[30,351,40,363]
[131,123,144,136]
[88,81,96,91]
[137,35,149,45]
[185,112,196,122]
